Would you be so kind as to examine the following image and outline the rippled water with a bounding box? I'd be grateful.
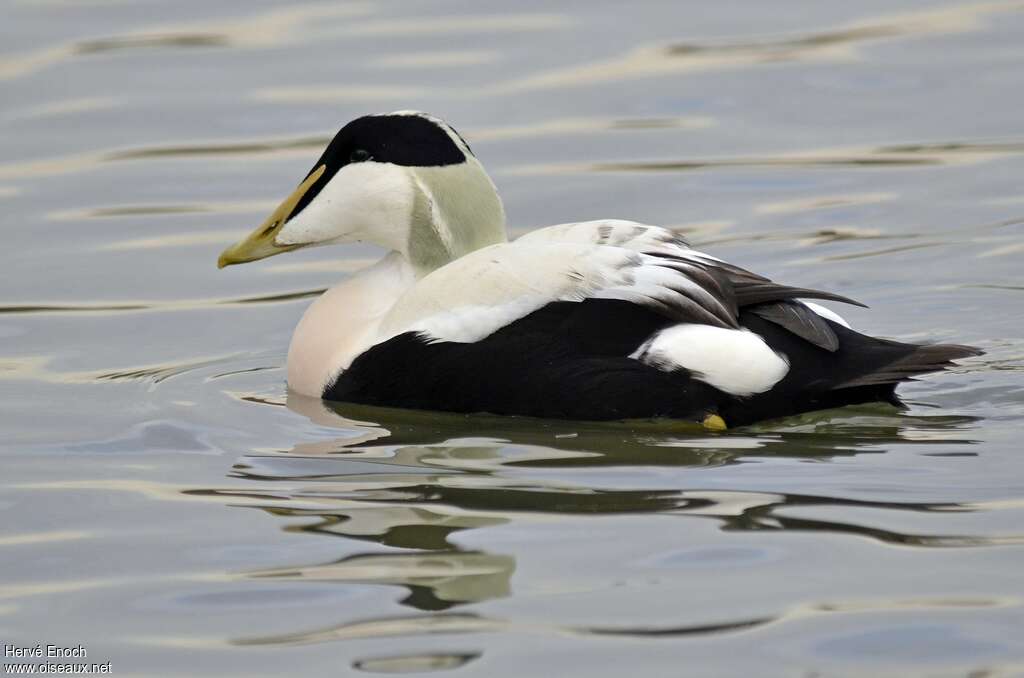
[3,1,1024,675]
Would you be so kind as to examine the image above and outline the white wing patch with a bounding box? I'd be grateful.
[375,238,736,345]
[631,325,790,396]
[403,296,545,344]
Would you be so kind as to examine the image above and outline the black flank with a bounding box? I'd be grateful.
[719,312,981,426]
[325,299,981,426]
[326,299,726,422]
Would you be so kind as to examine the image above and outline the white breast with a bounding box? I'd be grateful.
[286,252,415,396]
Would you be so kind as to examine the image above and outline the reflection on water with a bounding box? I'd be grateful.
[162,394,1014,635]
[290,394,983,466]
[246,546,514,611]
[3,0,1024,674]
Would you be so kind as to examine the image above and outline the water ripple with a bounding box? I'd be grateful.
[494,2,1024,92]
[0,288,325,316]
[0,3,375,80]
[508,139,1024,176]
[73,33,229,54]
[233,610,773,647]
[352,652,480,674]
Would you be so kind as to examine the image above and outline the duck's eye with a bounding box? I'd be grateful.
[349,149,372,163]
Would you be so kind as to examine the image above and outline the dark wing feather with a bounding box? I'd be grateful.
[647,250,865,349]
[703,259,867,351]
[648,251,864,310]
[728,279,867,309]
[749,301,840,352]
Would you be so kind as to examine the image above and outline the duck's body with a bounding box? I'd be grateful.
[219,111,980,428]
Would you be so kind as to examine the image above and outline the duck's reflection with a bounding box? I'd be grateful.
[247,544,514,611]
[247,503,511,610]
[223,393,982,616]
[283,392,981,466]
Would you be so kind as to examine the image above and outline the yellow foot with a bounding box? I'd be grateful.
[701,414,727,431]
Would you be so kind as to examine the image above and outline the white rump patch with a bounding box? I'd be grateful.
[632,325,789,396]
[803,302,851,329]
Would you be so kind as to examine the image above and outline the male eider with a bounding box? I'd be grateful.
[218,111,981,428]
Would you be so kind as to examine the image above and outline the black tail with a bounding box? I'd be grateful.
[726,312,983,425]
[836,342,983,388]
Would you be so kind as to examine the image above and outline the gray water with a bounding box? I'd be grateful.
[2,1,1024,676]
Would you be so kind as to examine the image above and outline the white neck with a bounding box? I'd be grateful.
[286,156,509,396]
[404,159,508,275]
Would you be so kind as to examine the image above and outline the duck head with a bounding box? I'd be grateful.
[218,111,506,275]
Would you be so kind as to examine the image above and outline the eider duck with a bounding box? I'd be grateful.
[218,111,981,429]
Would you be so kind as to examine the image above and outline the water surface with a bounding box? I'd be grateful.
[2,1,1023,675]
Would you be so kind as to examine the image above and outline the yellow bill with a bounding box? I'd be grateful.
[217,165,327,268]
